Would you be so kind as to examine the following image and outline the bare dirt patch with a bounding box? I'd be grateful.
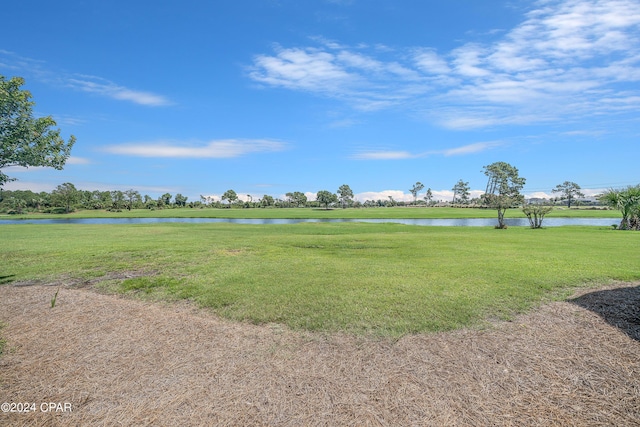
[1,282,638,426]
[10,270,157,288]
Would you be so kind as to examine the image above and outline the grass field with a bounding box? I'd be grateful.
[2,222,638,336]
[0,206,621,220]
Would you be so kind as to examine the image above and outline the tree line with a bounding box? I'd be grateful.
[2,74,639,230]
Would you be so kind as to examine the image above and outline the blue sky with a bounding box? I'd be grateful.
[2,0,639,203]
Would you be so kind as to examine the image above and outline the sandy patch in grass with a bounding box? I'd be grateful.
[1,282,638,426]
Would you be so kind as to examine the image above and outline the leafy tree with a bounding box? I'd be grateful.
[200,195,217,206]
[52,182,78,213]
[409,182,424,205]
[99,191,112,209]
[337,184,354,208]
[598,185,640,230]
[7,197,27,214]
[111,190,125,210]
[222,189,237,207]
[522,204,553,229]
[423,188,433,205]
[174,193,188,207]
[144,195,157,209]
[285,191,307,207]
[141,194,155,209]
[124,189,141,211]
[260,194,275,207]
[1,75,75,187]
[160,193,172,207]
[552,181,585,208]
[481,162,526,229]
[316,190,337,209]
[452,179,470,204]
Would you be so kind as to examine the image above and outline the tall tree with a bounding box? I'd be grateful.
[552,181,585,208]
[51,182,78,213]
[423,188,433,205]
[451,179,470,204]
[1,76,75,187]
[222,189,237,207]
[409,182,424,205]
[174,193,188,207]
[337,184,354,208]
[481,162,526,229]
[124,189,141,211]
[316,190,337,209]
[111,190,125,210]
[99,191,113,209]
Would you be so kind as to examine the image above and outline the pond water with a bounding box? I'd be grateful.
[0,217,619,227]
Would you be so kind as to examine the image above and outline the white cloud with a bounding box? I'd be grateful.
[351,150,416,160]
[414,49,451,74]
[355,190,414,203]
[67,77,171,106]
[354,189,485,203]
[0,51,172,107]
[249,45,427,110]
[102,139,287,158]
[442,142,502,156]
[526,191,554,199]
[352,141,502,160]
[451,44,491,77]
[249,0,640,128]
[3,180,57,193]
[2,165,47,174]
[66,156,92,165]
[250,47,355,93]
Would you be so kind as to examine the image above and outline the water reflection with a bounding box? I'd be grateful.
[0,217,618,227]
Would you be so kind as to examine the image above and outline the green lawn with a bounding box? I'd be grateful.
[0,206,621,220]
[2,223,638,336]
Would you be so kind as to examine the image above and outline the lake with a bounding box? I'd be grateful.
[0,217,620,227]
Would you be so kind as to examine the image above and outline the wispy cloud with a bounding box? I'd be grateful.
[352,142,502,160]
[442,142,502,156]
[102,139,287,158]
[65,156,92,165]
[249,0,640,128]
[66,76,171,106]
[351,150,416,160]
[4,156,91,171]
[249,45,427,111]
[0,51,171,107]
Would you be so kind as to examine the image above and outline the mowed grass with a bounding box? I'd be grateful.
[1,206,621,220]
[2,223,638,336]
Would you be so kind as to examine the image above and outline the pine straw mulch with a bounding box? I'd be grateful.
[0,282,638,426]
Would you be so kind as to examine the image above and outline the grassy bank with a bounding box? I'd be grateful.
[0,206,621,220]
[2,223,638,336]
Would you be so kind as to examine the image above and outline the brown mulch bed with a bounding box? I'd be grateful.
[1,282,638,426]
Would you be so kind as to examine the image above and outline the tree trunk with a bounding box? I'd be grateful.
[497,208,507,229]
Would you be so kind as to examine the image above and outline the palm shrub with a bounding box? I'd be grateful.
[599,185,640,230]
